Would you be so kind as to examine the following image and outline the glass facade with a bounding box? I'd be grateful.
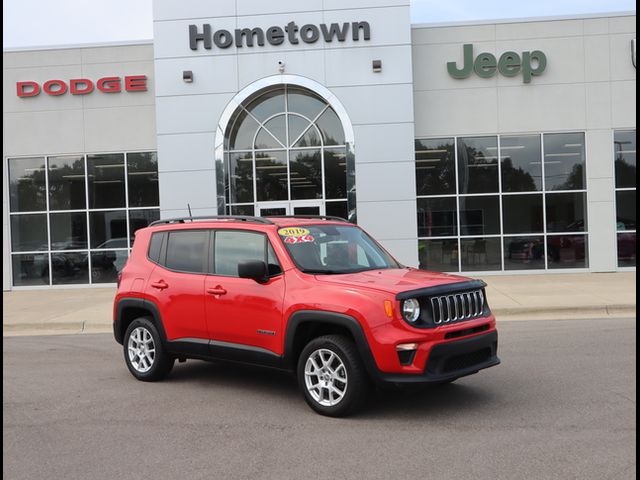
[222,85,354,221]
[614,130,636,267]
[8,152,159,286]
[416,133,588,272]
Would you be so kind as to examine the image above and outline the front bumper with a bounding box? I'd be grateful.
[370,330,500,385]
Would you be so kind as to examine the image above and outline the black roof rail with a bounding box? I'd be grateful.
[267,215,349,223]
[149,215,274,227]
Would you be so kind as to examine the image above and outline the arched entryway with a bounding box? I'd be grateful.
[215,77,355,221]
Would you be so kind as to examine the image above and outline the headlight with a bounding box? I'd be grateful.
[401,298,421,323]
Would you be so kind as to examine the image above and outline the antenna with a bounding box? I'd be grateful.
[187,203,193,218]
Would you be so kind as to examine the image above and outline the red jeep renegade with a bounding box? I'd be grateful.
[113,215,499,417]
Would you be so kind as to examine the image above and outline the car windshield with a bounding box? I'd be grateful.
[278,224,400,274]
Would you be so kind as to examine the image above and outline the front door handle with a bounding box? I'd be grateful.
[207,286,227,296]
[150,280,169,290]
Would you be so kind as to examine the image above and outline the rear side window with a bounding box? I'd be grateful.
[147,232,165,263]
[214,231,280,277]
[165,230,208,273]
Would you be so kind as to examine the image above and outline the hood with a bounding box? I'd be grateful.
[314,268,472,296]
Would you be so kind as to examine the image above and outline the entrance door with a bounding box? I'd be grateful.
[257,201,324,217]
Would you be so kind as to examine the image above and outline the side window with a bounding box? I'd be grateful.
[147,232,165,263]
[214,231,281,277]
[164,230,208,273]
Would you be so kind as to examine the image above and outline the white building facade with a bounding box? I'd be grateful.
[2,1,636,290]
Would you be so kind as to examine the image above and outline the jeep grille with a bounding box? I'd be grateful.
[430,290,485,325]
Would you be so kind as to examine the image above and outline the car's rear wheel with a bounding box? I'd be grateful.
[123,317,174,381]
[297,335,370,417]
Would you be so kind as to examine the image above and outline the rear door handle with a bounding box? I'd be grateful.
[150,280,169,290]
[207,286,227,296]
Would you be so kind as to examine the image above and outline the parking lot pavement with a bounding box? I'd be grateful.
[3,318,636,480]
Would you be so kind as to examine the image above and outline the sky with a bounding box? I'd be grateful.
[3,0,636,48]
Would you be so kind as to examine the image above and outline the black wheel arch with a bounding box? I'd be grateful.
[283,310,379,378]
[114,298,167,345]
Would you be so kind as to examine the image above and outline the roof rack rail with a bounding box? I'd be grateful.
[268,215,349,223]
[149,215,274,227]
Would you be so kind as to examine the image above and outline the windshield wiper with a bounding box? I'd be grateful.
[302,269,347,275]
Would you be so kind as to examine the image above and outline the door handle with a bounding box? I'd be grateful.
[150,280,169,290]
[207,286,227,296]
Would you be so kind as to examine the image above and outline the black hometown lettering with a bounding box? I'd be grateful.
[320,23,349,42]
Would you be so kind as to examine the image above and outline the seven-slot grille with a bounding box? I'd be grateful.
[430,290,485,325]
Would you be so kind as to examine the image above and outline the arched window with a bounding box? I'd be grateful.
[221,85,353,220]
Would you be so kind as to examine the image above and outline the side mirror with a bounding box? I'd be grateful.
[238,260,268,283]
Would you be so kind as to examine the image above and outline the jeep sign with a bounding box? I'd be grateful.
[448,44,547,83]
[16,75,148,97]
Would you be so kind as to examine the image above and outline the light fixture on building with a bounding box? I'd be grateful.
[183,70,194,83]
[277,61,285,73]
[372,60,382,72]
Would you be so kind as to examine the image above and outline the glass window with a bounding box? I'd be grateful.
[229,152,254,204]
[293,125,322,148]
[12,254,49,286]
[87,154,125,209]
[51,252,89,285]
[227,109,260,151]
[459,196,500,236]
[290,149,322,200]
[89,210,127,249]
[461,237,501,271]
[546,192,587,232]
[315,108,344,145]
[415,138,456,196]
[325,201,348,220]
[215,231,265,276]
[616,191,636,231]
[543,133,585,191]
[245,89,285,123]
[500,135,542,192]
[165,230,208,273]
[91,250,129,283]
[457,137,499,194]
[288,87,326,120]
[127,152,159,207]
[230,205,255,216]
[614,130,636,189]
[324,149,347,199]
[129,209,160,238]
[148,233,164,263]
[256,151,288,202]
[48,155,86,210]
[502,194,543,234]
[288,115,312,146]
[547,235,588,269]
[267,243,282,276]
[8,157,46,212]
[617,233,636,267]
[418,239,458,272]
[417,197,457,237]
[50,212,88,250]
[504,236,545,270]
[10,215,48,252]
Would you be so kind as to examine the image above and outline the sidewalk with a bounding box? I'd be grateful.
[3,272,636,336]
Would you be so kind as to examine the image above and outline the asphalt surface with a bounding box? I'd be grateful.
[3,318,636,480]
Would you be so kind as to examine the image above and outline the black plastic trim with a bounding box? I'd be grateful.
[396,279,487,300]
[113,297,168,345]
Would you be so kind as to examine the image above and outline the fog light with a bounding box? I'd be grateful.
[396,343,419,351]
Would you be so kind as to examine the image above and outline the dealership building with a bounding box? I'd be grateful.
[2,1,636,290]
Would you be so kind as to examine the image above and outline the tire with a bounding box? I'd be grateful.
[297,335,370,417]
[123,317,174,381]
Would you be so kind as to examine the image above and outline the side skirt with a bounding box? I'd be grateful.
[165,338,290,371]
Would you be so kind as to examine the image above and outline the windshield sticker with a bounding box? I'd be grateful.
[284,234,315,244]
[278,227,310,237]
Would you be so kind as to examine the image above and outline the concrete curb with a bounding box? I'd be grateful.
[3,304,636,336]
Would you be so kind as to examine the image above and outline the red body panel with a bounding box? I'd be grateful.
[114,219,498,375]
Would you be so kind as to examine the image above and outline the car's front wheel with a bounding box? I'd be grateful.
[297,335,370,417]
[123,317,174,381]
